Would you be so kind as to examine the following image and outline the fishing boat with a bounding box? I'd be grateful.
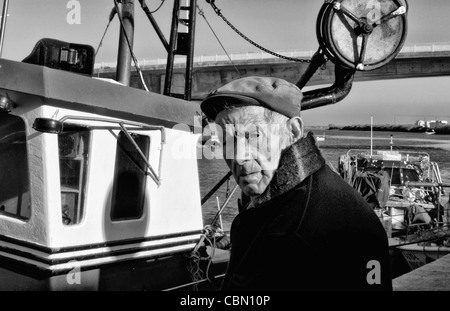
[424,128,436,135]
[0,0,410,290]
[316,133,326,142]
[0,0,232,291]
[338,148,450,272]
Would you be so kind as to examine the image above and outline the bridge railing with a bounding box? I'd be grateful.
[94,42,450,71]
[400,42,450,54]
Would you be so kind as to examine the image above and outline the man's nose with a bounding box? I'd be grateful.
[234,137,252,165]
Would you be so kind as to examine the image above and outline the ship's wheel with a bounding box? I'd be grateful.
[317,0,408,71]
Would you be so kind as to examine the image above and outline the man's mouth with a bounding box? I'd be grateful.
[240,169,256,176]
[239,171,261,184]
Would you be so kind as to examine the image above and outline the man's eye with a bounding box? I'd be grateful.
[246,132,260,139]
[231,131,260,140]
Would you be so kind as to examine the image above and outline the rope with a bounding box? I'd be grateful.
[149,0,166,14]
[206,0,311,63]
[186,227,222,290]
[187,250,204,291]
[206,234,217,283]
[187,181,237,288]
[197,4,241,75]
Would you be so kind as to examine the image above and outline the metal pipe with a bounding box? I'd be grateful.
[210,184,238,227]
[0,0,10,58]
[138,0,169,52]
[115,0,135,86]
[296,48,327,90]
[201,171,232,205]
[300,64,355,111]
[118,122,161,186]
[162,273,226,291]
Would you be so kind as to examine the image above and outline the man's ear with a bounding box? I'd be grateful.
[286,116,304,142]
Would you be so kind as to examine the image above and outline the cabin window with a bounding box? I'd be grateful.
[111,132,149,221]
[385,167,401,185]
[59,131,90,225]
[0,114,31,220]
[402,168,420,184]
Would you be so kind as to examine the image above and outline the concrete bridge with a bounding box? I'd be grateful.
[95,43,450,100]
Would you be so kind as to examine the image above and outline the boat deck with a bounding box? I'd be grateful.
[393,253,450,290]
[388,237,403,247]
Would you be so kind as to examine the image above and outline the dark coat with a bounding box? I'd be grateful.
[221,133,392,291]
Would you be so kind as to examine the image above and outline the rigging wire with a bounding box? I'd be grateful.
[197,4,241,75]
[206,0,311,63]
[149,0,166,14]
[113,0,150,92]
[95,7,117,58]
[95,7,117,77]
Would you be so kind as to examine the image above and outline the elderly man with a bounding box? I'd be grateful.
[201,76,392,291]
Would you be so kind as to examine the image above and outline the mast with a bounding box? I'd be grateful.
[164,0,197,100]
[116,0,135,86]
[184,0,197,100]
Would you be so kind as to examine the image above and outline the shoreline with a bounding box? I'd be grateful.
[317,135,450,151]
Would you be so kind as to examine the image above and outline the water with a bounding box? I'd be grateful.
[197,158,240,232]
[198,129,450,231]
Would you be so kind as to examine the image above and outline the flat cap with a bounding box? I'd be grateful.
[200,76,303,120]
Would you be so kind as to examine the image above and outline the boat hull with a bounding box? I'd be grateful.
[398,244,450,270]
[0,246,228,291]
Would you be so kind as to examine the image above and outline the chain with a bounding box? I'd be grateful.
[207,0,311,63]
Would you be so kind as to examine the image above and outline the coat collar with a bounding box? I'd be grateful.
[250,132,326,208]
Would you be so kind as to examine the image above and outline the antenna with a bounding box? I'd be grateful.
[0,0,10,57]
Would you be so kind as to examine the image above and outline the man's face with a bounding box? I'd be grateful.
[215,106,291,197]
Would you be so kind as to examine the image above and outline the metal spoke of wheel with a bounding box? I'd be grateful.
[372,5,407,27]
[333,1,363,26]
[356,34,368,70]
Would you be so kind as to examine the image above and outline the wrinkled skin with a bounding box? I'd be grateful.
[215,106,303,197]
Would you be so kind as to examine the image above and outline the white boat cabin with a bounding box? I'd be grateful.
[0,58,207,290]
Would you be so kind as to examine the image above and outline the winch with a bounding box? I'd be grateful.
[299,0,408,111]
[317,0,408,71]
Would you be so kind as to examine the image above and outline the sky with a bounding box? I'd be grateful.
[1,0,450,125]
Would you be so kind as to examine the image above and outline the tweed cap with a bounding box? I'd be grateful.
[200,76,303,120]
